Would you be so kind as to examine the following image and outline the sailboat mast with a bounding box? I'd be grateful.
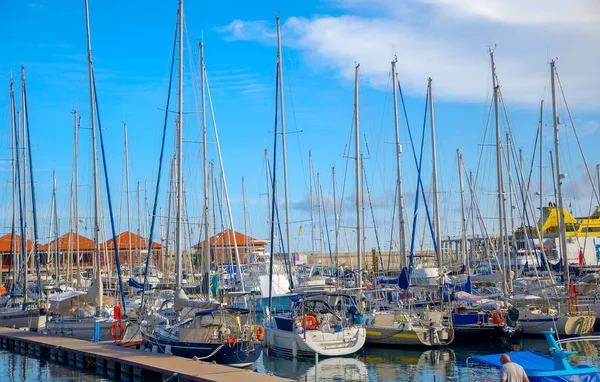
[309,151,315,260]
[123,122,133,275]
[354,64,363,295]
[391,58,406,268]
[84,0,103,309]
[332,166,339,269]
[137,182,141,266]
[539,101,544,251]
[9,79,17,288]
[428,78,442,277]
[174,0,184,289]
[275,17,293,266]
[458,149,468,270]
[550,60,569,285]
[200,41,211,292]
[490,50,508,295]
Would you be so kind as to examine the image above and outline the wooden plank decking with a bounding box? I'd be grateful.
[0,327,289,382]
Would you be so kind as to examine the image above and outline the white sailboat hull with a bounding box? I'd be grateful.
[0,309,46,331]
[518,312,596,336]
[45,318,115,341]
[264,325,365,357]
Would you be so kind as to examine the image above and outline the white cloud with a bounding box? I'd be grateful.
[217,0,600,109]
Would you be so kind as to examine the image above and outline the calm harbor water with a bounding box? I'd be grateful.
[0,349,108,381]
[0,334,599,381]
[256,334,600,381]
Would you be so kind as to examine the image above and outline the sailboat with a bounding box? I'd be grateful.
[364,66,452,347]
[0,72,46,331]
[139,1,261,366]
[45,0,122,341]
[514,60,596,337]
[262,50,365,358]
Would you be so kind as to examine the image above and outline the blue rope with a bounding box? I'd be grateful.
[141,15,178,314]
[91,70,127,312]
[268,63,280,309]
[400,83,437,272]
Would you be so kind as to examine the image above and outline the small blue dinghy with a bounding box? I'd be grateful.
[470,330,599,381]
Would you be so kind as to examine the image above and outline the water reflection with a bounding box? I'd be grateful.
[0,349,106,381]
[258,335,600,381]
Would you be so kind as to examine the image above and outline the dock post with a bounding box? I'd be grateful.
[315,352,319,381]
[94,320,100,343]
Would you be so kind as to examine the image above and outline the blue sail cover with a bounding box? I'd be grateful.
[399,267,410,290]
[444,275,472,294]
[472,351,599,382]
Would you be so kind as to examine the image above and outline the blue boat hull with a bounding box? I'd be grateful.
[142,334,262,366]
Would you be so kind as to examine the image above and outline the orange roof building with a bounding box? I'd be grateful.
[39,232,96,252]
[101,231,162,250]
[0,233,34,253]
[194,230,266,265]
[195,229,263,249]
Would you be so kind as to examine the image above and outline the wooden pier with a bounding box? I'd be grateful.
[0,327,289,382]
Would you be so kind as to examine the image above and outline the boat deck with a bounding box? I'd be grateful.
[0,327,288,382]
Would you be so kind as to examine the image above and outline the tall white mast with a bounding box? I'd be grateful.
[538,101,544,253]
[84,0,103,309]
[551,60,569,285]
[354,64,363,296]
[490,49,508,295]
[123,122,133,275]
[200,41,211,291]
[332,167,339,268]
[309,151,315,260]
[175,0,184,289]
[275,16,293,266]
[457,149,468,270]
[391,58,406,268]
[428,78,443,277]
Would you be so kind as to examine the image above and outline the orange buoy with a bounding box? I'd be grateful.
[256,325,265,341]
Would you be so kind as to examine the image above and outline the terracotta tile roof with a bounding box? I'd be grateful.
[194,229,262,248]
[101,231,162,250]
[0,233,34,253]
[39,232,95,251]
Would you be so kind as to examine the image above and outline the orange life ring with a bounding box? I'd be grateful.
[491,313,502,325]
[227,336,237,347]
[302,315,317,330]
[110,323,125,340]
[256,325,265,341]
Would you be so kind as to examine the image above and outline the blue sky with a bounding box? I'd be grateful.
[1,0,599,256]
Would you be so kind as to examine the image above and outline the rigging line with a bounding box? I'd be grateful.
[91,69,126,311]
[398,81,438,264]
[268,61,282,308]
[319,182,334,267]
[21,69,43,297]
[555,69,600,205]
[362,163,384,272]
[10,80,27,291]
[140,12,178,314]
